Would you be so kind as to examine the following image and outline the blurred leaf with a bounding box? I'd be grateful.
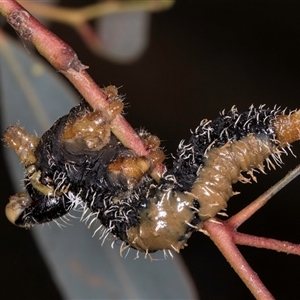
[0,33,198,299]
[96,11,151,63]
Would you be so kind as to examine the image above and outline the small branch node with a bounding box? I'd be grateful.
[60,47,88,72]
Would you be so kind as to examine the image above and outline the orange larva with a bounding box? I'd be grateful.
[4,100,300,254]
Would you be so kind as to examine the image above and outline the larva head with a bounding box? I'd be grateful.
[107,156,152,190]
[5,192,32,227]
[102,85,124,119]
[61,111,111,153]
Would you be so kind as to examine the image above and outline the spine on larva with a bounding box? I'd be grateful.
[4,99,300,254]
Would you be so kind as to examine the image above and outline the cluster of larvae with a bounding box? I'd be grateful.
[4,86,300,254]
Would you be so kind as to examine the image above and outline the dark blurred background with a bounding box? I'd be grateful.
[2,1,300,299]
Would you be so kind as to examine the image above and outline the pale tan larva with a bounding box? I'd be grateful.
[4,99,300,255]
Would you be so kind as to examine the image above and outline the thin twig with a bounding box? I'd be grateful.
[228,164,300,229]
[18,0,174,62]
[233,232,300,255]
[18,0,175,26]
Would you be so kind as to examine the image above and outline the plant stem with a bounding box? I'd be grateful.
[18,0,175,26]
[203,219,275,300]
[202,165,300,298]
[228,164,300,229]
[233,232,300,255]
[0,0,165,178]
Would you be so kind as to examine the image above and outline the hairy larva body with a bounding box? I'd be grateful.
[4,91,300,254]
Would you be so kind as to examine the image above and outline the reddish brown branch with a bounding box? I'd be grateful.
[203,219,275,300]
[74,22,102,54]
[0,0,165,175]
[233,232,300,255]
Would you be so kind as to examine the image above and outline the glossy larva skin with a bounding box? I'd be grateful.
[4,99,300,253]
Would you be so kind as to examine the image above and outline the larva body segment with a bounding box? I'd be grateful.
[4,126,39,167]
[273,110,300,145]
[192,134,274,219]
[4,98,300,254]
[125,182,199,252]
